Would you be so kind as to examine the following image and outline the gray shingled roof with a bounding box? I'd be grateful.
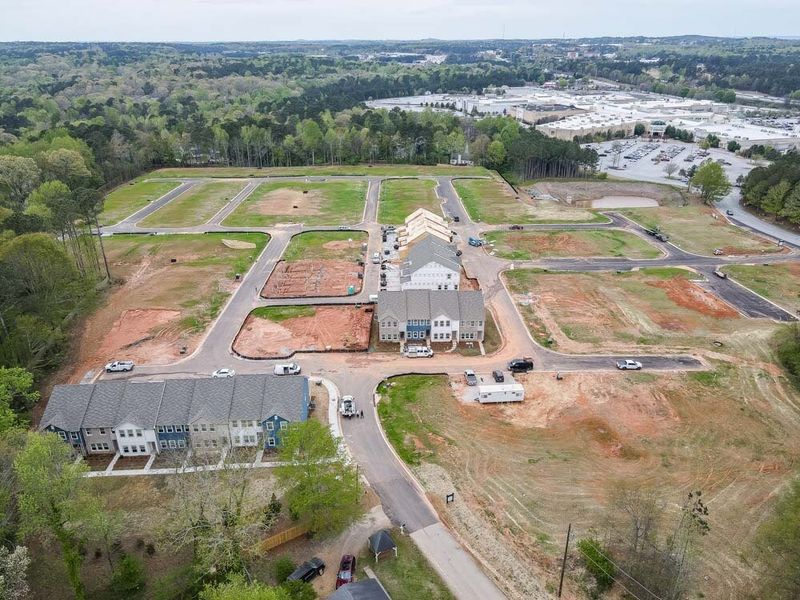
[156,379,195,426]
[400,234,460,281]
[458,291,485,322]
[82,380,126,428]
[229,375,267,421]
[40,384,93,432]
[377,291,407,321]
[405,290,431,320]
[429,291,460,320]
[262,375,308,422]
[189,378,234,424]
[327,579,391,600]
[115,381,164,429]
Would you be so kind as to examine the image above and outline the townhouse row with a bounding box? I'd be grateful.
[40,374,309,457]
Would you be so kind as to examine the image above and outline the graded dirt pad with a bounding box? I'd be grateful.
[57,233,266,383]
[254,188,325,216]
[233,306,372,358]
[591,195,659,208]
[529,179,682,206]
[504,268,743,353]
[262,259,363,298]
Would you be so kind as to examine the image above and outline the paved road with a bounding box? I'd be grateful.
[97,172,800,600]
[696,266,797,321]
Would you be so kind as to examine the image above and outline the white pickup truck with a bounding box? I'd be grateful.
[274,363,301,375]
[105,360,134,373]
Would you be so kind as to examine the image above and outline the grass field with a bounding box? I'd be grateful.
[139,181,246,227]
[485,229,662,260]
[99,180,180,226]
[621,203,783,256]
[357,527,454,600]
[454,178,605,224]
[144,165,491,178]
[379,178,440,223]
[377,368,800,599]
[723,263,800,314]
[504,267,747,352]
[222,180,367,226]
[283,230,367,262]
[251,305,316,321]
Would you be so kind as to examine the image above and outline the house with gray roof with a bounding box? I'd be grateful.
[377,290,485,345]
[399,234,461,291]
[40,374,310,457]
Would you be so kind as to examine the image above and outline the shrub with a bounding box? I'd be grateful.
[281,580,317,600]
[577,538,615,592]
[145,543,156,556]
[272,556,296,583]
[776,324,800,390]
[111,554,146,599]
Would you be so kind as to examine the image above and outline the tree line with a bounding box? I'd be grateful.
[741,151,800,226]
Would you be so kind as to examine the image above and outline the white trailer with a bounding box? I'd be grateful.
[476,382,524,404]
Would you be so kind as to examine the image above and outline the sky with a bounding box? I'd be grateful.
[0,0,798,42]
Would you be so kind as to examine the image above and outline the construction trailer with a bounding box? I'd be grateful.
[476,382,524,404]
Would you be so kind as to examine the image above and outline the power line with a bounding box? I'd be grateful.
[577,545,664,600]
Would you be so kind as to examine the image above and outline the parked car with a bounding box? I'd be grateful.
[453,215,460,222]
[212,368,235,378]
[105,360,134,373]
[339,396,357,418]
[725,209,734,216]
[508,358,534,373]
[713,269,728,279]
[368,294,379,302]
[337,225,350,230]
[616,359,643,370]
[336,555,357,589]
[492,370,505,383]
[509,225,524,231]
[287,557,325,583]
[372,252,381,264]
[405,345,434,358]
[713,248,724,256]
[464,369,478,386]
[468,237,483,247]
[273,363,301,375]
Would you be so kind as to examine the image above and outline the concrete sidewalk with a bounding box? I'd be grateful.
[411,523,508,600]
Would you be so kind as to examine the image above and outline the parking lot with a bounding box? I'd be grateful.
[379,226,402,291]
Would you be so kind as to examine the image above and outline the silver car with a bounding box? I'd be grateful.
[616,359,643,370]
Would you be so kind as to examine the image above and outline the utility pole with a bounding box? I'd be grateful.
[558,523,571,597]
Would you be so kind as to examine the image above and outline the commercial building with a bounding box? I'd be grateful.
[40,375,310,456]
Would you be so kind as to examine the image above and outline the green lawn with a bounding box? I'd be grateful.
[283,230,367,262]
[143,165,490,178]
[139,181,246,227]
[222,180,366,227]
[99,181,180,226]
[377,375,451,465]
[484,229,662,260]
[454,178,606,224]
[357,527,454,600]
[722,264,800,314]
[620,203,783,256]
[378,179,441,223]
[250,305,316,321]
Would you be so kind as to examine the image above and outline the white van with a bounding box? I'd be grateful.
[368,294,379,302]
[404,346,434,358]
[273,363,301,375]
[372,252,381,264]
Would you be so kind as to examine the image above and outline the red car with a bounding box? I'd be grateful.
[335,554,356,589]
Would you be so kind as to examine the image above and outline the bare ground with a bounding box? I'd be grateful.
[233,306,373,358]
[262,259,364,298]
[529,180,683,206]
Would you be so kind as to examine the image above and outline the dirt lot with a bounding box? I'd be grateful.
[381,368,800,599]
[263,232,366,298]
[222,180,366,227]
[528,179,685,206]
[485,229,661,260]
[504,267,750,353]
[233,305,372,358]
[58,233,267,382]
[455,178,604,224]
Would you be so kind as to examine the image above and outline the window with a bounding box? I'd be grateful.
[209,425,215,431]
[168,440,177,449]
[99,428,106,435]
[176,425,184,432]
[157,426,165,433]
[177,439,186,449]
[57,431,67,441]
[135,429,142,437]
[123,446,129,453]
[85,428,92,436]
[160,440,167,449]
[204,440,210,447]
[232,420,239,427]
[201,424,207,432]
[267,437,276,447]
[211,439,218,447]
[119,430,126,438]
[70,432,79,441]
[266,422,274,431]
[446,320,450,327]
[280,422,288,430]
[193,425,199,432]
[478,321,484,326]
[139,445,145,453]
[166,425,174,433]
[126,429,133,437]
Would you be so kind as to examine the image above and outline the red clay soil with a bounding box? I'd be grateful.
[262,260,364,298]
[648,277,740,319]
[460,269,481,291]
[233,305,372,358]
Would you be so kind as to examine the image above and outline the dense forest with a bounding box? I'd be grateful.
[741,151,800,226]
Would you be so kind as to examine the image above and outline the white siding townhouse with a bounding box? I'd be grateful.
[377,289,485,345]
[40,374,310,457]
[400,234,461,291]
